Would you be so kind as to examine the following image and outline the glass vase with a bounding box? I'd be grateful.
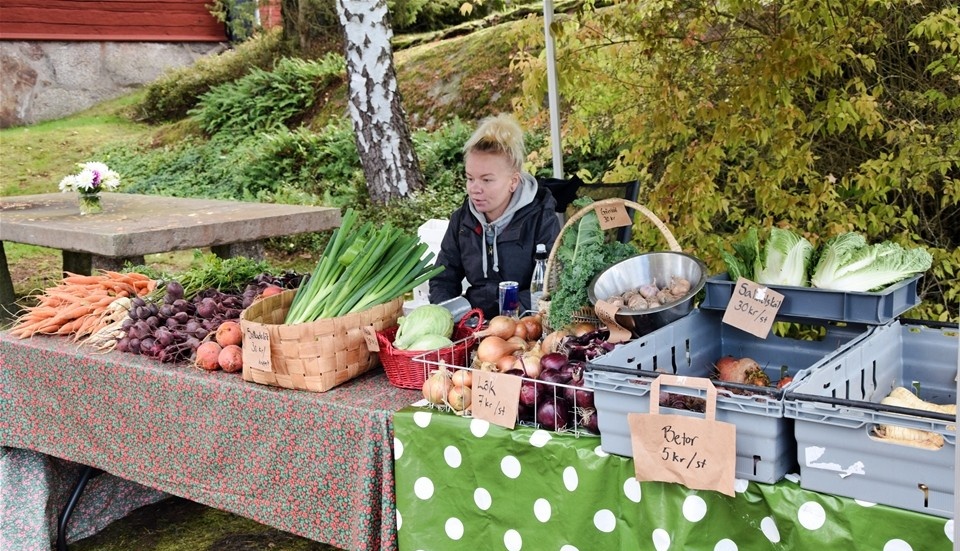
[79,193,102,215]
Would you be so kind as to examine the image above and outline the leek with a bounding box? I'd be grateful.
[284,209,445,323]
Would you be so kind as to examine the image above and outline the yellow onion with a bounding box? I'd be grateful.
[422,369,451,405]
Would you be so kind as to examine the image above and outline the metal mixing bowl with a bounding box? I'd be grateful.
[587,251,709,334]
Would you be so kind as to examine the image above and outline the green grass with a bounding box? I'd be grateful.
[0,93,152,197]
[71,496,340,551]
[1,94,161,303]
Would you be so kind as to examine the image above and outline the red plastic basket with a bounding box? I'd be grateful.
[377,308,484,390]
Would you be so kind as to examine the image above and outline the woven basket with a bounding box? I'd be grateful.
[376,308,484,390]
[540,198,681,330]
[240,289,403,392]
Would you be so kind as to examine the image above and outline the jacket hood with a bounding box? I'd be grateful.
[468,172,539,277]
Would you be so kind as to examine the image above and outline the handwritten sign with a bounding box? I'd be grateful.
[472,370,521,429]
[628,375,736,496]
[596,202,633,230]
[593,299,633,343]
[720,277,785,338]
[361,325,379,352]
[242,323,273,372]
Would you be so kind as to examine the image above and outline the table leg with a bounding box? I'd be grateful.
[62,252,146,276]
[0,242,17,318]
[212,240,265,260]
[57,465,103,551]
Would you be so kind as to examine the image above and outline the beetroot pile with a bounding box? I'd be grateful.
[114,272,301,369]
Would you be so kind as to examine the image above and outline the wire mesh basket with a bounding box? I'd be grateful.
[413,339,601,437]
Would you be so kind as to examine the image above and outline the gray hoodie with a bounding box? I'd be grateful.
[430,173,561,319]
[467,172,540,277]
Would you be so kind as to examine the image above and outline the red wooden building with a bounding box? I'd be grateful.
[0,0,227,42]
[0,0,281,42]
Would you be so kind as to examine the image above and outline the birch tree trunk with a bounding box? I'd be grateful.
[336,0,424,205]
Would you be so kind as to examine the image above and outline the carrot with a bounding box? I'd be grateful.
[12,271,156,339]
[61,273,103,285]
[56,318,85,335]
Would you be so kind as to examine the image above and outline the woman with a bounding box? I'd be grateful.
[429,114,561,319]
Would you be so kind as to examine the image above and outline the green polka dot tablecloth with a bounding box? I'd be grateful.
[393,405,955,551]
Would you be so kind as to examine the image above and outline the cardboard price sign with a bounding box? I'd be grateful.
[361,325,379,352]
[242,324,273,372]
[721,277,785,338]
[593,300,633,344]
[472,370,522,429]
[628,375,736,497]
[596,202,633,230]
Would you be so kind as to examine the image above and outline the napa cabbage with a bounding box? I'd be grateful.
[810,233,933,292]
[754,228,814,287]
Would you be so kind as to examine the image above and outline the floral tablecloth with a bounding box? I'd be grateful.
[394,405,956,550]
[0,331,420,551]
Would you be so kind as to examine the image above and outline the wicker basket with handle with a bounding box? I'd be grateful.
[539,198,681,329]
[240,289,403,392]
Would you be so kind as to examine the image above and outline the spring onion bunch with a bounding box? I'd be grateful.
[284,209,444,323]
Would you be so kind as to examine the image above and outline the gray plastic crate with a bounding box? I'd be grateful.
[784,320,958,517]
[700,273,921,325]
[585,309,873,483]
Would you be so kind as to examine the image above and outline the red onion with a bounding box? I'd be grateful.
[519,380,540,408]
[540,352,568,373]
[563,377,595,410]
[538,368,569,385]
[537,399,572,431]
[578,408,600,434]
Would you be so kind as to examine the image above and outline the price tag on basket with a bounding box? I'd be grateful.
[361,325,379,352]
[721,277,785,338]
[628,375,736,497]
[242,324,273,372]
[595,202,633,230]
[472,371,522,429]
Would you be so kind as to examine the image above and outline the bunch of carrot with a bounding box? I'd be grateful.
[10,271,156,340]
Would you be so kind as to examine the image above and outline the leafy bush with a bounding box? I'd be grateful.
[516,0,960,321]
[135,29,288,123]
[389,0,507,32]
[189,54,345,136]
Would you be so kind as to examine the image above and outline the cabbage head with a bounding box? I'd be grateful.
[393,304,454,350]
[405,334,455,351]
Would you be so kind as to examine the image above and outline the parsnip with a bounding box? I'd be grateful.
[873,386,956,449]
[880,386,956,415]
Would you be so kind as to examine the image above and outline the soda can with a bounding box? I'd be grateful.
[498,281,520,318]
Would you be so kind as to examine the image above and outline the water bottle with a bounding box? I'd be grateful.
[529,243,548,312]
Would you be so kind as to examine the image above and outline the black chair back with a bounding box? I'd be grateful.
[538,176,640,244]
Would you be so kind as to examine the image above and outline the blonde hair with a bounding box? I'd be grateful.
[463,113,525,172]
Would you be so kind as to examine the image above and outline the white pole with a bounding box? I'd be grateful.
[544,0,564,179]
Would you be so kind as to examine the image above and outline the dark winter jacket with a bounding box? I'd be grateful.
[429,177,561,319]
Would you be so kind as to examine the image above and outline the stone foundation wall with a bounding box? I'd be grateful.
[0,40,227,128]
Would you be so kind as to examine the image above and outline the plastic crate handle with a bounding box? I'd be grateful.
[649,374,718,420]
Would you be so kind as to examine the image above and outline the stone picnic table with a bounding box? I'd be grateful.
[0,192,341,313]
